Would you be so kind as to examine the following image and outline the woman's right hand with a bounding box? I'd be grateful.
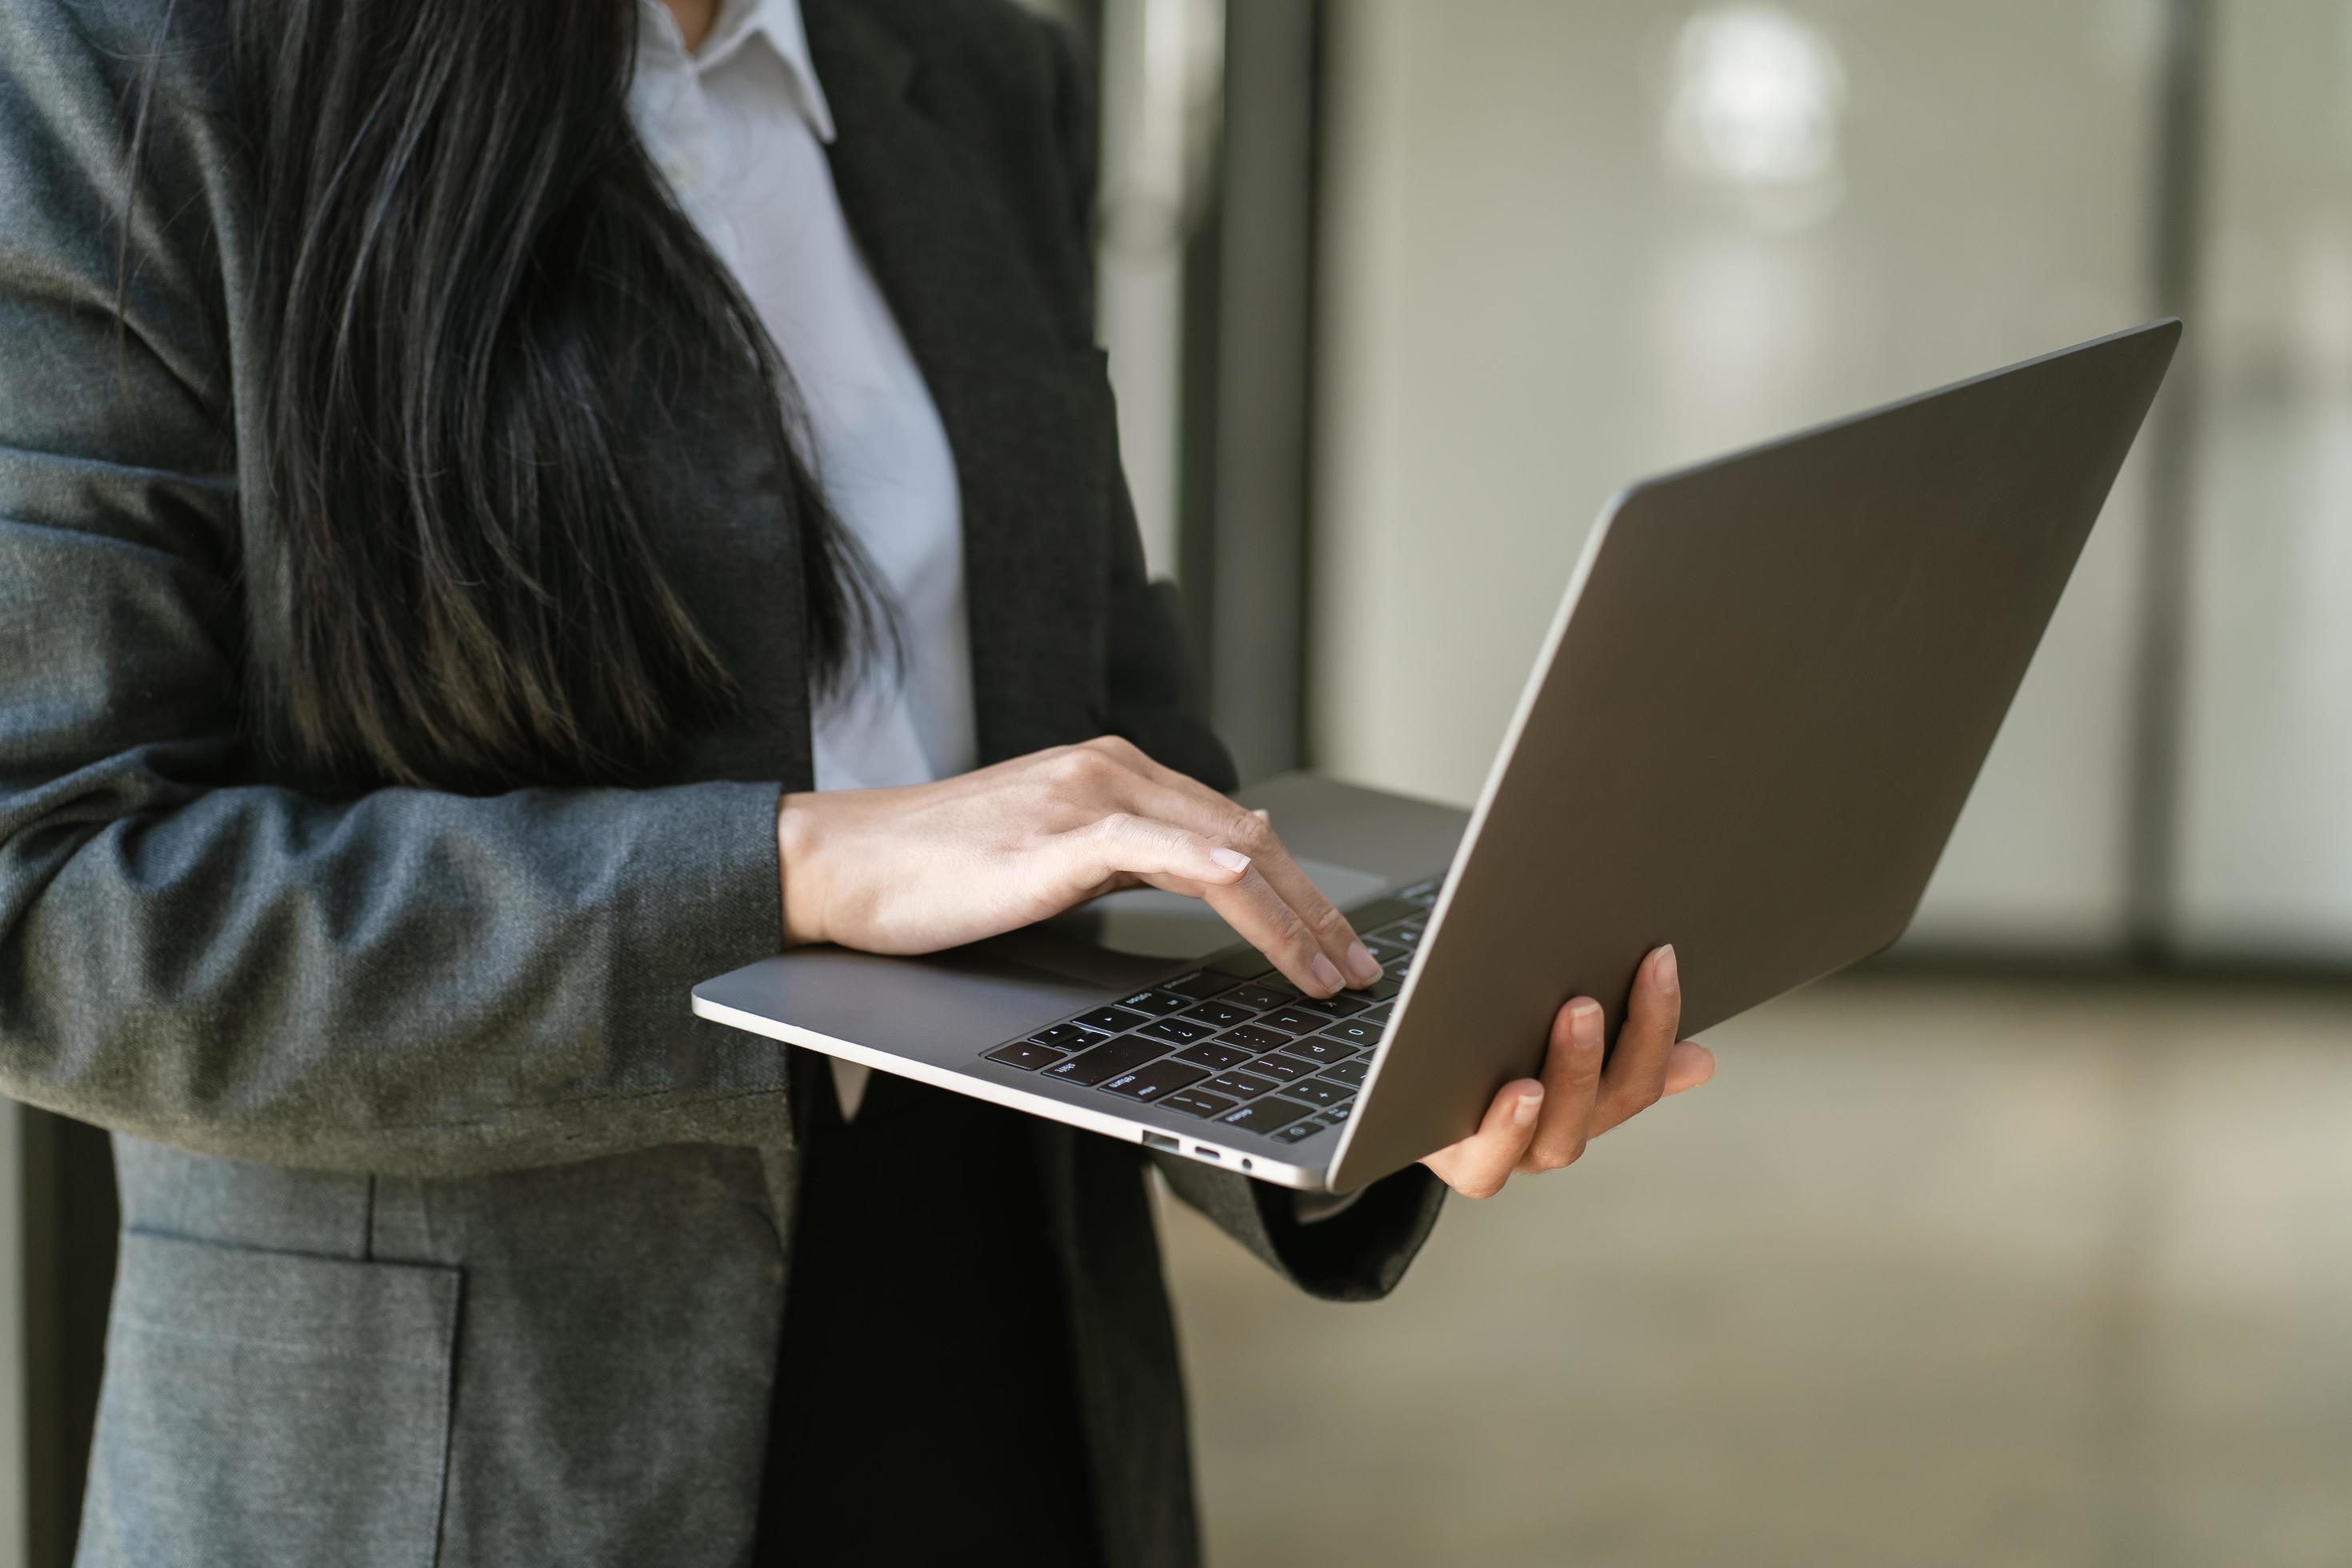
[775,737,1386,999]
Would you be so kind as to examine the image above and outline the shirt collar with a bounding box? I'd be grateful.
[640,0,838,144]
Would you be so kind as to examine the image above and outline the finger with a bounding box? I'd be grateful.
[1663,1039,1715,1096]
[1592,943,1680,1137]
[1115,859,1338,998]
[1050,812,1254,898]
[1125,774,1379,989]
[1194,865,1358,998]
[1420,1078,1546,1200]
[1066,741,1371,994]
[1518,998,1605,1173]
[1118,844,1363,998]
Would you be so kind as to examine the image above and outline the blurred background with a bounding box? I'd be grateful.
[8,0,2352,1562]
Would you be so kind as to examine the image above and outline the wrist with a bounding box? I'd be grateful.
[775,790,831,947]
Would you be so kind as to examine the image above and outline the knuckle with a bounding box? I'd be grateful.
[1051,746,1114,791]
[1092,810,1137,842]
[1308,900,1352,941]
[1224,808,1274,853]
[1085,734,1144,766]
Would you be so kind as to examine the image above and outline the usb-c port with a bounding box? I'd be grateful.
[1192,1147,1221,1162]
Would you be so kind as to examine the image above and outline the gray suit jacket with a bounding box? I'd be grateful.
[0,0,1446,1563]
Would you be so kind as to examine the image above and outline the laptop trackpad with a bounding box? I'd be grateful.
[1042,856,1391,963]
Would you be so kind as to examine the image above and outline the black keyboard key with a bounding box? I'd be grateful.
[1182,999,1254,1029]
[1366,975,1404,1001]
[1296,990,1370,1018]
[1032,1022,1105,1050]
[1158,971,1234,1000]
[1288,1077,1351,1108]
[1117,989,1194,1017]
[1077,1005,1150,1034]
[1313,1108,1353,1128]
[1358,1002,1394,1026]
[1394,878,1442,905]
[1255,1009,1321,1036]
[1221,1023,1293,1053]
[1215,1097,1314,1134]
[1103,1059,1210,1102]
[1362,935,1410,965]
[1282,1035,1359,1066]
[1205,1070,1281,1098]
[1246,1052,1315,1082]
[1392,923,1426,948]
[1141,1016,1212,1046]
[1272,1120,1326,1144]
[1224,983,1292,1010]
[1320,1058,1370,1088]
[1046,1036,1169,1086]
[1163,1088,1238,1118]
[986,1041,1066,1070]
[1174,1042,1256,1072]
[1319,1018,1383,1050]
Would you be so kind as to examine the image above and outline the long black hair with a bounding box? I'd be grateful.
[126,0,886,793]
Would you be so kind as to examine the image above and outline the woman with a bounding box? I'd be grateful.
[0,0,1715,1562]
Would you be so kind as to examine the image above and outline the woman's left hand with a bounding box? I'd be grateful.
[1419,944,1714,1199]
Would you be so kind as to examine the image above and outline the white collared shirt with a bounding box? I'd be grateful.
[631,0,974,1120]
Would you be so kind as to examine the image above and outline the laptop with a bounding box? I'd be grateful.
[694,321,2181,1194]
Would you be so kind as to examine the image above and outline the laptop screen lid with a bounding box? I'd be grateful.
[1328,321,2180,1191]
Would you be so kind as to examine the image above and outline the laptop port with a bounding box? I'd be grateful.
[1192,1147,1221,1161]
[1141,1131,1178,1152]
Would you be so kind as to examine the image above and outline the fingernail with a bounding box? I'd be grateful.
[1210,846,1251,874]
[1654,943,1679,993]
[1309,952,1346,994]
[1512,1087,1544,1128]
[1570,998,1602,1051]
[1343,940,1382,986]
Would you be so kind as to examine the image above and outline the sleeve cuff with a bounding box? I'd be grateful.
[1292,1187,1368,1225]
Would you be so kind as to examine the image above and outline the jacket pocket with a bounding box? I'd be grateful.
[76,1230,461,1568]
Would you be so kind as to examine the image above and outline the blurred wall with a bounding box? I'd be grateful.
[1312,0,2165,951]
[1095,0,1226,578]
[2177,2,2352,959]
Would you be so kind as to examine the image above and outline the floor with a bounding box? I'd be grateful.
[1161,974,2352,1568]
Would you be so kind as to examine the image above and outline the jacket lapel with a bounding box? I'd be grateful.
[802,0,1112,765]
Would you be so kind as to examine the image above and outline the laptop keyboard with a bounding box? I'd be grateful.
[978,878,1442,1147]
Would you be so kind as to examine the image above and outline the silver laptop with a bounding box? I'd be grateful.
[694,321,2180,1193]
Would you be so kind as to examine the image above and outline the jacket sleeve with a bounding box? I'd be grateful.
[1033,14,1453,1297]
[1151,1151,1449,1303]
[0,0,794,1176]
